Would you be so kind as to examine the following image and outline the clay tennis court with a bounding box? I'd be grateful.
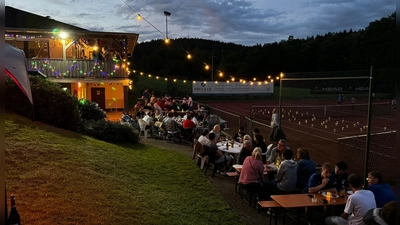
[198,99,396,170]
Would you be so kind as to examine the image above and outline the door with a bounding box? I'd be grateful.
[91,88,106,110]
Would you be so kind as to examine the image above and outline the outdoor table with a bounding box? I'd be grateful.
[217,142,241,154]
[271,193,347,224]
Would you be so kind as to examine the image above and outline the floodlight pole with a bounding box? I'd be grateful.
[211,53,215,81]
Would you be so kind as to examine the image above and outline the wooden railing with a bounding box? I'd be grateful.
[27,59,129,79]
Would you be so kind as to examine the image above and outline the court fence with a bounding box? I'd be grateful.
[337,131,396,184]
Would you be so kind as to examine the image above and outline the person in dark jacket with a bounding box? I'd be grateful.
[363,201,395,225]
[295,148,316,189]
[367,171,396,208]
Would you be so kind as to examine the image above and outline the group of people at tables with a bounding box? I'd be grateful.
[121,94,217,141]
[195,126,396,225]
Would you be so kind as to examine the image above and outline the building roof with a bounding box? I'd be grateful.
[5,6,139,54]
[6,6,88,31]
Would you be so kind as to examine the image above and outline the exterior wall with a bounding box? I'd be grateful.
[85,81,129,110]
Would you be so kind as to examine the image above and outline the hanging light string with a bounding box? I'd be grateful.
[120,0,277,83]
[121,0,165,37]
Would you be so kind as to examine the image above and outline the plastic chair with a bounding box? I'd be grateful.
[138,119,150,138]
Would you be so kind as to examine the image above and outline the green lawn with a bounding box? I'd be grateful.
[5,112,244,225]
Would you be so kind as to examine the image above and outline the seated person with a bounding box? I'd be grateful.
[363,201,396,225]
[135,107,146,119]
[197,129,210,146]
[325,174,376,225]
[182,115,196,129]
[233,127,246,143]
[306,162,335,193]
[295,148,316,189]
[242,134,252,142]
[274,149,297,193]
[209,124,221,142]
[332,161,349,192]
[207,133,232,175]
[267,139,290,165]
[121,110,139,130]
[181,99,189,111]
[133,101,142,112]
[238,147,268,199]
[163,112,179,132]
[253,133,268,163]
[367,171,396,208]
[252,128,264,141]
[237,140,253,165]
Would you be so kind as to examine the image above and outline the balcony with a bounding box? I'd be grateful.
[27,59,130,79]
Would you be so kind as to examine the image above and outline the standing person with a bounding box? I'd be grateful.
[367,171,396,208]
[391,97,396,111]
[142,89,150,105]
[187,94,193,110]
[351,97,356,109]
[325,174,376,225]
[295,148,316,189]
[270,108,280,127]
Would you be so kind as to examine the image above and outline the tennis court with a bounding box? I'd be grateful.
[197,99,396,182]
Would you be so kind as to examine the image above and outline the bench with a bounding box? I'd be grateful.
[257,200,283,225]
[226,172,239,193]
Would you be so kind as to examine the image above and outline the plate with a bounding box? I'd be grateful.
[232,164,242,169]
[321,192,339,198]
[347,191,354,195]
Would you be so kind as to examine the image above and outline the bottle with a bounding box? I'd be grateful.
[226,139,229,150]
[8,195,21,225]
[339,181,346,198]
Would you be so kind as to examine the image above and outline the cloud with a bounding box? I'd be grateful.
[5,0,395,46]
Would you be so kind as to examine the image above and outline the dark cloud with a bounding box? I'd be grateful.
[6,0,395,46]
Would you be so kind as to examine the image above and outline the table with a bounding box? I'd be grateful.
[217,142,241,154]
[271,193,347,224]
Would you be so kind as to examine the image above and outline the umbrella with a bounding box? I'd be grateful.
[5,42,33,105]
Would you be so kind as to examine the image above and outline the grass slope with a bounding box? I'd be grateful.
[5,113,244,225]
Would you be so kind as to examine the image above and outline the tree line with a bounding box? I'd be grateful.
[129,12,395,82]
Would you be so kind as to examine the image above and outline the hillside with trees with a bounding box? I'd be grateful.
[129,12,395,81]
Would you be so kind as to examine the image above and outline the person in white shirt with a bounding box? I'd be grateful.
[325,173,376,225]
[197,129,210,145]
[270,108,280,127]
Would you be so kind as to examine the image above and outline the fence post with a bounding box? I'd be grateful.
[363,66,374,188]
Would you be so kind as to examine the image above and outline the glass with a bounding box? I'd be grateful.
[311,196,317,203]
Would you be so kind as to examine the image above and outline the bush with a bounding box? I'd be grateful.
[78,99,107,122]
[5,75,82,131]
[82,120,139,144]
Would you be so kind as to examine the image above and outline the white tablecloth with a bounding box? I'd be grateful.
[217,142,241,154]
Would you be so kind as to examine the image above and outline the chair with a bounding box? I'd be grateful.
[120,118,131,126]
[138,119,150,138]
[164,123,181,143]
[203,145,228,178]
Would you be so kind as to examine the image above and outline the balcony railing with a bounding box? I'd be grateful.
[27,59,129,79]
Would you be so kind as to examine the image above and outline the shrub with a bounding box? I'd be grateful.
[82,120,139,144]
[5,75,82,131]
[78,99,107,122]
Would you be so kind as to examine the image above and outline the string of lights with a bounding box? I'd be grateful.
[120,0,281,83]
